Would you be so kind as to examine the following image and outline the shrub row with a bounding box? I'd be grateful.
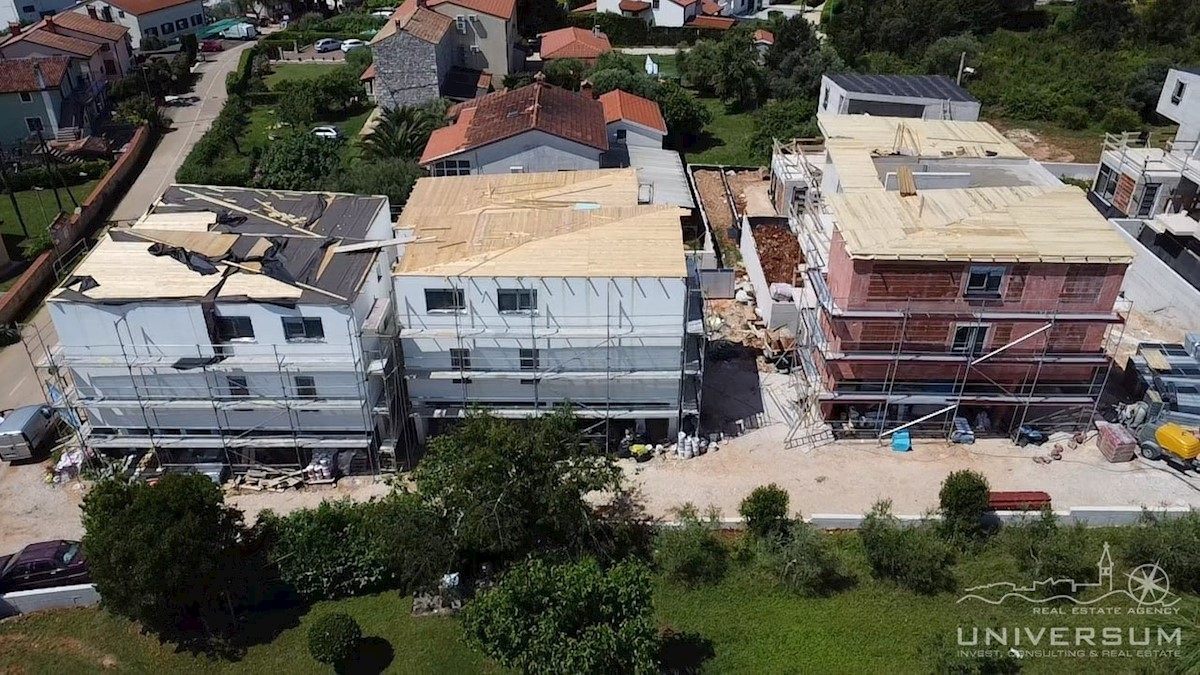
[6,160,111,192]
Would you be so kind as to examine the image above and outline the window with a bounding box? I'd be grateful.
[1095,163,1117,202]
[161,22,175,34]
[191,13,203,25]
[951,324,988,354]
[615,128,627,141]
[215,315,254,341]
[18,92,32,103]
[1172,80,1186,105]
[425,288,465,312]
[25,117,43,133]
[450,348,471,370]
[455,15,467,33]
[431,159,471,177]
[652,0,659,7]
[281,317,324,340]
[822,87,830,110]
[175,18,187,29]
[118,9,125,17]
[509,166,524,173]
[145,26,158,36]
[20,4,34,12]
[497,288,536,313]
[1136,182,1161,218]
[964,266,1004,297]
[226,375,249,398]
[294,376,317,398]
[520,347,539,383]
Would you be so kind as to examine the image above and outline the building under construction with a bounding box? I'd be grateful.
[766,115,1136,439]
[392,169,704,445]
[26,185,410,473]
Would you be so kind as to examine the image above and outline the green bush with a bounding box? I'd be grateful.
[751,522,854,597]
[307,612,362,666]
[654,505,729,587]
[999,509,1093,600]
[6,160,110,192]
[1124,511,1200,594]
[938,470,991,546]
[1102,106,1142,133]
[923,634,1022,674]
[1056,105,1091,130]
[739,484,791,539]
[860,500,956,595]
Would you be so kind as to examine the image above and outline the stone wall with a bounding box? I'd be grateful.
[373,31,441,109]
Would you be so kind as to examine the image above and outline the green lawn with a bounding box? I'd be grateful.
[1,527,1191,674]
[680,97,760,167]
[263,62,346,89]
[0,181,100,238]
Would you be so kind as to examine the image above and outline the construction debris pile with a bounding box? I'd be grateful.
[752,223,803,286]
[225,466,309,492]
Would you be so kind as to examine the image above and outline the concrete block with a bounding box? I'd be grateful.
[0,583,99,619]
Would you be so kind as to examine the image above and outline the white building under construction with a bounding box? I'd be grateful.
[30,186,405,472]
[392,169,703,443]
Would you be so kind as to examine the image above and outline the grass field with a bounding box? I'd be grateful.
[0,181,100,238]
[1,527,1192,674]
[263,62,345,89]
[680,98,760,166]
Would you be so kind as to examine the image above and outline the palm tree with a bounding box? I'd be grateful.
[362,106,440,161]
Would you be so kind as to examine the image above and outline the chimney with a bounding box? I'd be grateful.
[580,79,594,99]
[44,15,55,32]
[32,61,46,90]
[7,22,20,36]
[592,24,601,37]
[533,71,546,84]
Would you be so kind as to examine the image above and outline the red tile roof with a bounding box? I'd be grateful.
[103,0,200,16]
[619,0,651,10]
[571,1,597,11]
[47,11,129,41]
[753,29,773,44]
[372,1,453,44]
[599,89,666,133]
[539,26,612,60]
[700,0,719,14]
[477,71,493,90]
[360,62,376,81]
[686,14,736,28]
[420,80,608,164]
[671,0,699,6]
[427,0,516,21]
[0,57,70,93]
[1,25,101,57]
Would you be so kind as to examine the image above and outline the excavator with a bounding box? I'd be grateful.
[1116,402,1200,472]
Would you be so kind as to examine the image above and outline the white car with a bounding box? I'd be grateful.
[314,38,341,53]
[311,126,342,140]
[340,39,367,52]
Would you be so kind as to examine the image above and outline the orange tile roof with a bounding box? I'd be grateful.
[360,62,376,81]
[599,89,666,133]
[686,14,735,28]
[539,26,611,60]
[372,1,453,44]
[48,11,129,41]
[671,0,699,7]
[619,0,651,10]
[700,0,720,14]
[2,26,101,57]
[0,56,70,93]
[753,29,773,44]
[103,0,199,16]
[420,80,608,164]
[427,0,516,21]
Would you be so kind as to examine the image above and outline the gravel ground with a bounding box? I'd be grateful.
[623,422,1200,519]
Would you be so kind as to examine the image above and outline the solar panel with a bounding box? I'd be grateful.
[829,74,978,103]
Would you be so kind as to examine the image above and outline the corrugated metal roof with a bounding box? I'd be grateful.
[626,146,695,209]
[828,73,978,103]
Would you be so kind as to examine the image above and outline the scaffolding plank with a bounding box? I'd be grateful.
[1143,348,1172,372]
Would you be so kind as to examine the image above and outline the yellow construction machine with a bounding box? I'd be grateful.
[1137,421,1200,471]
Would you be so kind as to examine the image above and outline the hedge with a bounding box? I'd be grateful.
[565,13,718,46]
[7,160,111,192]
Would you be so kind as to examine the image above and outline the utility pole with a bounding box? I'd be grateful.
[957,52,967,86]
[0,158,29,238]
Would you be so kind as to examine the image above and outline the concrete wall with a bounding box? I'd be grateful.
[435,129,604,174]
[0,583,99,619]
[1157,69,1200,146]
[738,218,797,330]
[0,125,151,325]
[430,3,512,75]
[819,76,980,122]
[75,0,205,48]
[606,120,662,149]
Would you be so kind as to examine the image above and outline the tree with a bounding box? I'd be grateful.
[1126,62,1172,122]
[592,50,641,75]
[860,500,956,595]
[363,105,439,160]
[462,557,658,674]
[750,98,818,161]
[589,68,658,98]
[938,470,991,546]
[677,39,722,96]
[313,66,366,112]
[256,133,343,191]
[654,504,729,587]
[338,158,423,208]
[1071,0,1136,50]
[114,94,166,130]
[739,484,791,539]
[921,34,981,79]
[414,408,625,565]
[767,43,843,101]
[714,30,766,110]
[545,58,587,90]
[276,81,320,126]
[655,80,711,142]
[307,613,362,667]
[81,475,250,650]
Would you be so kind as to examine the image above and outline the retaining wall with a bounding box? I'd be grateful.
[0,583,99,619]
[0,126,152,325]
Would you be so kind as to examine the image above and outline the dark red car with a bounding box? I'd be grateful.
[0,540,89,592]
[200,40,224,53]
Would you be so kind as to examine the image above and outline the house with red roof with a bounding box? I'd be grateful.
[536,26,611,65]
[0,56,91,144]
[418,0,520,75]
[1,12,133,86]
[573,0,738,28]
[598,88,666,148]
[70,0,205,49]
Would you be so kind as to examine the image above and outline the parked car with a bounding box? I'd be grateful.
[0,540,89,593]
[315,38,342,53]
[199,39,224,52]
[311,126,343,140]
[0,405,58,462]
[340,39,367,52]
[220,22,258,40]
